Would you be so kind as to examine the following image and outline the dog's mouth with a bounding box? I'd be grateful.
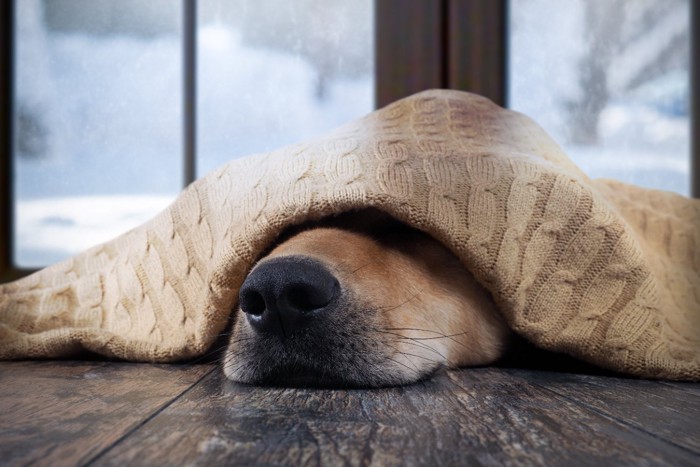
[228,350,393,389]
[223,296,428,388]
[223,329,437,389]
[221,255,440,388]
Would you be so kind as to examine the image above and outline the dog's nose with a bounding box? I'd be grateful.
[238,256,340,339]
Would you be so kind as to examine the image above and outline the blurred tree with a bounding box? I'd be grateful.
[567,0,689,145]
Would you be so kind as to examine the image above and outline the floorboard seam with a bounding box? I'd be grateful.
[81,365,218,466]
[529,380,700,457]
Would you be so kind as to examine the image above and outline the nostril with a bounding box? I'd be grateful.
[239,289,266,316]
[238,256,341,339]
[284,282,337,313]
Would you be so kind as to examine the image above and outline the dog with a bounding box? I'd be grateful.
[223,209,511,388]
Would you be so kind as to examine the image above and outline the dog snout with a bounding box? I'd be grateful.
[238,256,340,339]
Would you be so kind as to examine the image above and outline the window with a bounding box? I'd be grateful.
[1,0,697,281]
[510,0,692,195]
[4,0,374,272]
[196,0,374,176]
[13,0,184,268]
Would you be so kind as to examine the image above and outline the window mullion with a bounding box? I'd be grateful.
[446,0,507,107]
[375,0,445,108]
[183,0,197,186]
[692,0,699,198]
[0,0,16,281]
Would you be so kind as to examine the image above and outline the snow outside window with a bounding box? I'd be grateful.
[13,0,374,268]
[12,0,692,269]
[510,0,691,195]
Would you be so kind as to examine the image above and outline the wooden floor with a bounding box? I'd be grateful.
[1,361,699,466]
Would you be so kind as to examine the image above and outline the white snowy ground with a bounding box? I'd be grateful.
[15,195,174,267]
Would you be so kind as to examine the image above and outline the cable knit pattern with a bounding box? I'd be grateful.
[1,90,698,380]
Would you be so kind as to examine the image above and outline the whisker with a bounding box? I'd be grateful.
[171,344,232,385]
[183,345,229,366]
[350,262,372,275]
[331,260,375,279]
[385,327,449,334]
[377,330,447,359]
[394,338,447,362]
[393,328,474,353]
[220,351,248,376]
[384,355,422,378]
[382,343,421,372]
[382,326,475,356]
[387,344,441,366]
[179,332,258,382]
[385,327,469,340]
[376,285,428,313]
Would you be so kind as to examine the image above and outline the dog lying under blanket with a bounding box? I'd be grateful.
[225,210,511,387]
[1,90,698,383]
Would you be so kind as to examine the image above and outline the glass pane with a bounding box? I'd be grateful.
[197,0,375,176]
[509,0,690,195]
[14,0,182,267]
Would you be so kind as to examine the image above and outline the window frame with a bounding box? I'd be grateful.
[0,0,696,282]
[1,0,15,282]
[375,0,506,107]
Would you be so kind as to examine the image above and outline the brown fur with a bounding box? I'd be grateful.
[223,211,510,387]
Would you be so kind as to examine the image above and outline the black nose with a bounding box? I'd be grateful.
[238,256,340,339]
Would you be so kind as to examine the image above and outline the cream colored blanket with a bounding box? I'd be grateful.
[1,90,698,380]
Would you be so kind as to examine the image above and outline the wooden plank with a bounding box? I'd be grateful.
[513,369,700,453]
[0,361,214,466]
[92,368,698,466]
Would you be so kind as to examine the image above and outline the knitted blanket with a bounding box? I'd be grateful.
[1,90,698,381]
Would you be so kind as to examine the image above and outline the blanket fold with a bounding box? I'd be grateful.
[1,90,698,380]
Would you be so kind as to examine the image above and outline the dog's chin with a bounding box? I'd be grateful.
[222,317,439,388]
[224,359,433,389]
[222,285,443,388]
[225,362,410,389]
